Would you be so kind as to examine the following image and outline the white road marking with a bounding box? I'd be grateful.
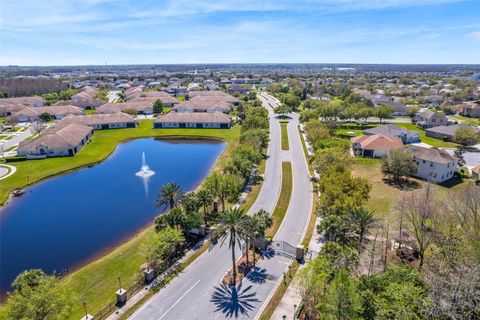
[157,279,201,320]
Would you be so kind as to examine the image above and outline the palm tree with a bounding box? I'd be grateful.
[211,208,253,285]
[155,183,184,211]
[349,207,377,245]
[197,189,213,227]
[250,210,272,264]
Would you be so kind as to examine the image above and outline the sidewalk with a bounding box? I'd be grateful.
[270,217,323,320]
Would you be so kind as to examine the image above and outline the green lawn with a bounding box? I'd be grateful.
[0,120,241,318]
[0,119,240,205]
[0,134,7,140]
[336,128,364,138]
[450,115,480,126]
[280,123,289,150]
[396,123,458,148]
[267,162,293,237]
[352,158,470,226]
[85,109,96,115]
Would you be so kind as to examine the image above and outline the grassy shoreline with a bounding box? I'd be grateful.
[0,120,241,319]
[0,119,240,206]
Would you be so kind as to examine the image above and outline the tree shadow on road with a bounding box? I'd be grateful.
[210,282,260,318]
[245,266,268,284]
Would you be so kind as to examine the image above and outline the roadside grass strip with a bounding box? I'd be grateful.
[280,123,289,151]
[266,162,293,238]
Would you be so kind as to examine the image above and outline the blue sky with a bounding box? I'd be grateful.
[1,0,479,66]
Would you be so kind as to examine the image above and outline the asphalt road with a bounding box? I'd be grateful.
[129,93,312,320]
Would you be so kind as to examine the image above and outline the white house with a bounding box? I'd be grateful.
[406,145,457,183]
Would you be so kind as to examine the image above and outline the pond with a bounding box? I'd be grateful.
[0,138,226,298]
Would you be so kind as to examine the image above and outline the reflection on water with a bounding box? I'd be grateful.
[0,138,225,297]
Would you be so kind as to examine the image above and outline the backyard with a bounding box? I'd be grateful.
[351,157,471,227]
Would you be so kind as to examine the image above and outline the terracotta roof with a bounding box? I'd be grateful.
[54,98,105,108]
[351,134,404,150]
[97,101,153,113]
[10,105,83,117]
[0,96,45,106]
[472,165,480,174]
[406,145,456,164]
[155,111,231,124]
[18,123,92,151]
[59,113,137,126]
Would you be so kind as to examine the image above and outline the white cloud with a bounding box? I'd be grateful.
[469,31,480,39]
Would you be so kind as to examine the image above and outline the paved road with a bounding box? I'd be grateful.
[129,93,312,320]
[0,125,33,151]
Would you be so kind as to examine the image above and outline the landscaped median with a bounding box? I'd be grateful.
[0,119,241,205]
[266,162,293,237]
[280,121,289,150]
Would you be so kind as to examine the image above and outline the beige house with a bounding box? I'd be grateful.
[351,134,404,158]
[415,110,448,129]
[97,101,154,115]
[9,105,84,122]
[58,113,138,129]
[154,111,231,129]
[17,123,93,159]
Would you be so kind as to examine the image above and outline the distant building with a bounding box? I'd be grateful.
[363,124,420,144]
[8,105,84,122]
[415,110,448,129]
[425,124,480,144]
[59,113,138,129]
[97,101,153,115]
[154,111,231,129]
[54,98,105,110]
[406,145,457,183]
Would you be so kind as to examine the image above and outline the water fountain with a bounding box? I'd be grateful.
[136,152,155,177]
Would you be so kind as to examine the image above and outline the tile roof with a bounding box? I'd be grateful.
[351,134,404,150]
[406,145,456,164]
[364,124,418,138]
[58,113,137,126]
[155,111,231,124]
[18,123,93,151]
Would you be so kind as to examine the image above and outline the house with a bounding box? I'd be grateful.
[363,124,420,144]
[471,165,480,180]
[464,101,480,118]
[127,91,179,107]
[373,100,408,116]
[96,101,154,115]
[425,124,480,144]
[17,123,93,159]
[187,91,240,105]
[171,99,233,113]
[228,84,248,95]
[54,98,105,110]
[72,86,99,101]
[154,112,231,129]
[58,113,138,129]
[351,134,404,158]
[8,105,84,122]
[406,145,457,183]
[415,110,448,129]
[0,96,45,108]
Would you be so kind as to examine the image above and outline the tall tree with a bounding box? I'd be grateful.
[375,104,394,123]
[349,207,377,246]
[318,268,362,320]
[381,149,417,183]
[211,208,253,285]
[5,269,73,320]
[155,183,184,211]
[197,189,213,227]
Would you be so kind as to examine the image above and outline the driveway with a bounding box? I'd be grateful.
[128,94,313,320]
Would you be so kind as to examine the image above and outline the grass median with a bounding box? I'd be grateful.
[0,119,240,205]
[280,122,289,150]
[266,162,293,238]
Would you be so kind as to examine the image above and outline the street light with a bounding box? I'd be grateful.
[82,302,88,319]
